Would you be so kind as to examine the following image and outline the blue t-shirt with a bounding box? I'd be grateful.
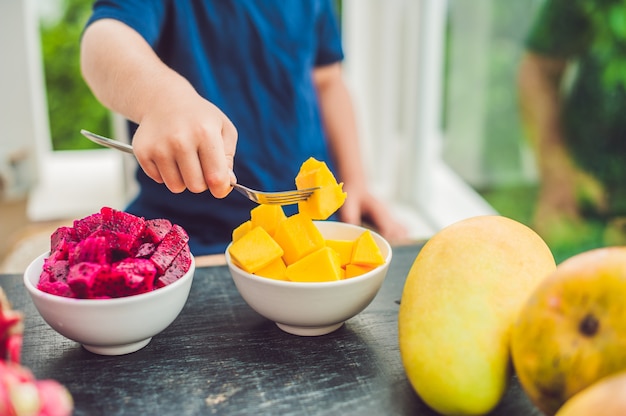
[86,0,344,255]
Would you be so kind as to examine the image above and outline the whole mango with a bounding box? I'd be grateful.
[511,247,626,415]
[555,371,626,416]
[398,215,555,415]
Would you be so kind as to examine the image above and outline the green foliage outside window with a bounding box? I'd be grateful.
[40,0,111,151]
[583,0,626,89]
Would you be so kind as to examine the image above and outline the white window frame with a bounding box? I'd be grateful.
[342,0,496,238]
[0,0,127,221]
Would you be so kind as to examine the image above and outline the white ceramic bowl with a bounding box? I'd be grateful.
[24,252,195,356]
[226,221,392,336]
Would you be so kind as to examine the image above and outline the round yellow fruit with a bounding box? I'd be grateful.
[555,371,626,416]
[398,215,556,415]
[511,247,626,416]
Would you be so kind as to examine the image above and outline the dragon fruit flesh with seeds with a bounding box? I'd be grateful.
[0,288,74,416]
[143,218,172,244]
[157,245,192,288]
[37,207,192,299]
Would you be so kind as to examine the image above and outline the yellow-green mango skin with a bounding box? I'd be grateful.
[512,247,626,416]
[398,215,556,415]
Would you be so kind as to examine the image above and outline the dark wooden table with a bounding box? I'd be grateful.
[0,244,541,416]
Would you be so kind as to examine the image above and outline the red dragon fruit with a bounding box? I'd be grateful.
[102,258,156,297]
[143,218,172,244]
[37,207,192,299]
[135,242,156,258]
[0,288,73,416]
[71,212,102,240]
[150,224,190,274]
[48,227,77,262]
[66,262,109,299]
[68,235,111,265]
[0,290,22,364]
[157,245,192,288]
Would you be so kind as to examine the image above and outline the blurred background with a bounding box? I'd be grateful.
[0,0,614,272]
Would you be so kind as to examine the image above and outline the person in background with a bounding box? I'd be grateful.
[80,1,408,256]
[518,0,626,244]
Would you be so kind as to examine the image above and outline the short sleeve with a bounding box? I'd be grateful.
[525,0,592,58]
[85,0,168,47]
[314,0,344,66]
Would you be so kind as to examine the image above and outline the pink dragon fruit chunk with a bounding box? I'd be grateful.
[157,245,192,288]
[135,242,156,258]
[150,224,190,274]
[72,212,102,240]
[0,290,23,363]
[110,258,156,295]
[37,281,75,298]
[66,262,108,298]
[49,227,77,261]
[100,207,146,240]
[68,236,111,265]
[90,229,138,259]
[143,218,172,244]
[41,259,69,283]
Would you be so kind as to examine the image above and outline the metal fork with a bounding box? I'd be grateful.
[80,129,318,205]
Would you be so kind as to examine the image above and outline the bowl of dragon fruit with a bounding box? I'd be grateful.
[23,207,195,356]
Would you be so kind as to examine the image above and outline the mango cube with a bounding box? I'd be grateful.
[325,239,354,267]
[232,220,252,242]
[295,157,347,220]
[273,213,325,265]
[250,204,286,236]
[286,247,342,282]
[351,230,385,267]
[345,263,375,278]
[255,257,287,281]
[228,226,284,274]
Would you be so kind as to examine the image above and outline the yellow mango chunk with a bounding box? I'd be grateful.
[255,257,287,281]
[298,183,347,220]
[250,204,286,236]
[295,157,347,220]
[286,247,342,282]
[232,220,252,242]
[273,213,325,265]
[298,156,326,173]
[228,226,284,274]
[345,263,375,278]
[325,239,354,267]
[351,230,385,267]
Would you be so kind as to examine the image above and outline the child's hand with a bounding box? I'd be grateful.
[132,88,237,199]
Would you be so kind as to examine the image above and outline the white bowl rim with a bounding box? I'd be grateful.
[24,251,196,305]
[225,221,392,288]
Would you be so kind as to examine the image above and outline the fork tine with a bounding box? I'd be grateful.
[231,183,318,205]
[262,196,309,204]
[258,194,315,204]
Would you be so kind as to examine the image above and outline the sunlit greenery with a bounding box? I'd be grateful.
[40,0,111,150]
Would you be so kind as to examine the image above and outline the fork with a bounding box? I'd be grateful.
[80,129,318,205]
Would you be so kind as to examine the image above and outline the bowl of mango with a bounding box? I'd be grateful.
[225,158,392,336]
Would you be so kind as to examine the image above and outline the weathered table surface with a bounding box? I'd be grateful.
[0,244,541,416]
